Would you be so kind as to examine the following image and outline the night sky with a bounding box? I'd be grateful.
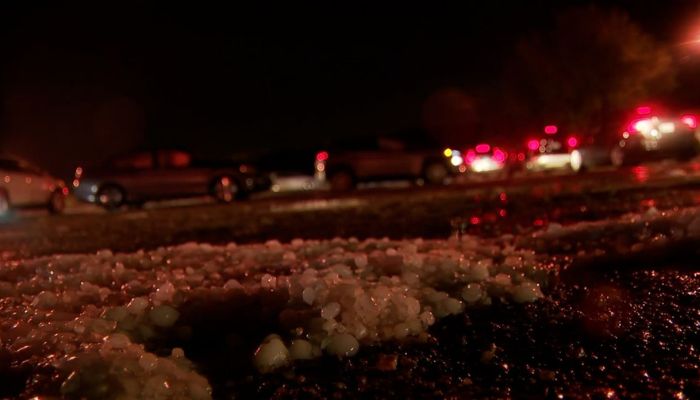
[0,1,698,176]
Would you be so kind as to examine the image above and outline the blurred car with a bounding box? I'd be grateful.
[524,135,580,172]
[72,149,271,209]
[461,144,512,177]
[0,157,67,215]
[315,136,457,191]
[611,114,699,167]
[569,146,612,172]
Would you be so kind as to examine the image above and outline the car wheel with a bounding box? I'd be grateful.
[213,176,238,203]
[0,190,9,217]
[97,185,126,210]
[48,190,66,214]
[329,170,355,191]
[423,161,449,185]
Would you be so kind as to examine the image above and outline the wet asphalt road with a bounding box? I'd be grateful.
[2,163,700,258]
[2,163,700,399]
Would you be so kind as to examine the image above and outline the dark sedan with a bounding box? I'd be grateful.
[315,136,458,191]
[73,150,271,209]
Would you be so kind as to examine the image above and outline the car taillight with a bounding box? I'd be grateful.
[636,105,652,115]
[527,139,540,151]
[493,148,506,163]
[682,115,697,129]
[567,136,578,148]
[544,125,558,135]
[316,151,329,162]
[466,150,477,163]
[475,143,490,153]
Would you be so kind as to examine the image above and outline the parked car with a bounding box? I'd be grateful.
[461,143,513,178]
[72,149,271,209]
[611,115,699,167]
[315,136,457,191]
[524,135,580,172]
[569,146,612,172]
[0,157,67,215]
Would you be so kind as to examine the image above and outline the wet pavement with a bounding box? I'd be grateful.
[2,163,700,258]
[230,268,700,400]
[1,163,700,399]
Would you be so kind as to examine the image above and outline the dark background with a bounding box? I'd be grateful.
[0,1,699,176]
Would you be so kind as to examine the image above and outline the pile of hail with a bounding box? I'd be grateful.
[0,232,551,399]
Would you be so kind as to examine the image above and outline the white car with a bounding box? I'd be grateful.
[0,157,67,216]
[525,137,578,172]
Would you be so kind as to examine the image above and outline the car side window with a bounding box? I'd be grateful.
[17,161,43,175]
[111,152,154,171]
[0,159,42,174]
[378,137,406,152]
[0,159,21,172]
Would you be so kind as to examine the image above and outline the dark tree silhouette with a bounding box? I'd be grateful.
[421,88,478,147]
[501,6,675,142]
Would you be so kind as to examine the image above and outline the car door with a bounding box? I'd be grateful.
[108,152,159,200]
[154,150,210,197]
[347,138,400,180]
[17,161,54,205]
[0,159,37,206]
[371,138,415,178]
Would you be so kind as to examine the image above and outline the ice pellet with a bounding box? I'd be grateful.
[511,281,544,303]
[321,302,341,320]
[324,333,359,357]
[149,305,180,327]
[289,339,314,360]
[253,337,290,373]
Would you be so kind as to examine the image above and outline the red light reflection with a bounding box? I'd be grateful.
[470,216,481,225]
[632,166,649,183]
[580,284,632,337]
[641,198,655,208]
